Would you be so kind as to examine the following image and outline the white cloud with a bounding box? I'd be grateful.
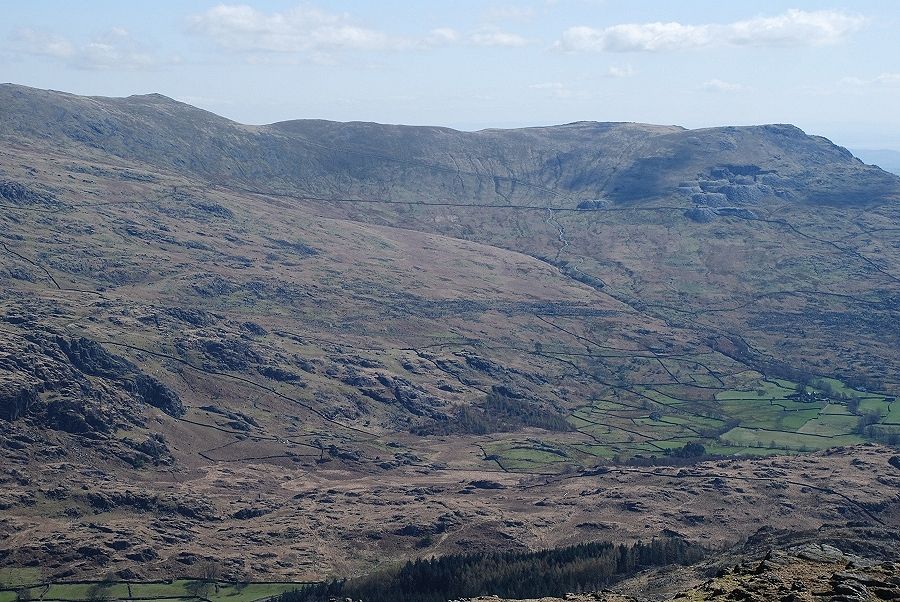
[9,28,74,58]
[189,5,531,54]
[700,79,748,93]
[427,28,460,46]
[839,73,900,87]
[560,22,708,52]
[189,4,399,52]
[555,9,864,52]
[469,29,529,47]
[605,64,635,78]
[8,27,173,70]
[728,9,864,47]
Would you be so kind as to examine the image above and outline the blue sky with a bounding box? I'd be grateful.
[2,1,899,150]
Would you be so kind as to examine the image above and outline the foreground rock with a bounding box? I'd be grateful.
[464,537,900,601]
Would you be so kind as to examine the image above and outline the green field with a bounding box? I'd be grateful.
[0,570,42,589]
[719,427,864,450]
[514,375,900,471]
[0,580,304,602]
[483,440,579,472]
[885,400,900,424]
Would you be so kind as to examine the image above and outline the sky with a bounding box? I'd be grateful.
[2,1,899,150]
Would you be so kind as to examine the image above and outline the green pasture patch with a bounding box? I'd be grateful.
[809,377,858,397]
[775,409,826,431]
[651,438,697,450]
[798,413,859,436]
[629,441,670,454]
[210,582,302,602]
[653,415,692,425]
[43,584,111,600]
[484,441,572,471]
[127,580,196,598]
[769,399,826,411]
[884,401,900,424]
[0,569,43,588]
[717,400,785,428]
[574,400,630,414]
[714,378,796,401]
[722,370,765,385]
[669,413,725,429]
[5,580,303,602]
[720,427,864,450]
[564,374,890,461]
[504,447,568,462]
[857,398,890,416]
[572,422,624,440]
[571,444,617,459]
[815,403,852,415]
[702,443,799,457]
[715,390,765,401]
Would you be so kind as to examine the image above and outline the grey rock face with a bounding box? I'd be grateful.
[691,192,730,206]
[685,206,717,223]
[0,330,185,436]
[0,381,38,421]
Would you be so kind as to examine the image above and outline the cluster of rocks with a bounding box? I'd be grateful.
[678,165,782,205]
[87,487,217,520]
[0,179,60,207]
[678,164,783,223]
[191,336,261,371]
[0,326,184,472]
[165,306,220,327]
[672,544,899,602]
[121,433,174,467]
[199,404,259,432]
[157,191,235,222]
[342,367,447,419]
[266,237,319,257]
[576,199,611,210]
[55,335,184,418]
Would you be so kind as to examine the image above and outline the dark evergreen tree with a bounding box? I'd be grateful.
[277,538,703,602]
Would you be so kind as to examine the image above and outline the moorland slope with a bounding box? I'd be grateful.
[0,84,898,583]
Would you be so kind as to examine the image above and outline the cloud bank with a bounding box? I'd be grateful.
[189,4,529,54]
[8,27,173,70]
[556,9,864,52]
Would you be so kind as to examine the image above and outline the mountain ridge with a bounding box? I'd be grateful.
[2,83,897,207]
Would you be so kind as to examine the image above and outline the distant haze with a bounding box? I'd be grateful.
[851,149,900,175]
[1,1,899,151]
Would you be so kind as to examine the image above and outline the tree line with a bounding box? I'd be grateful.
[277,538,703,602]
